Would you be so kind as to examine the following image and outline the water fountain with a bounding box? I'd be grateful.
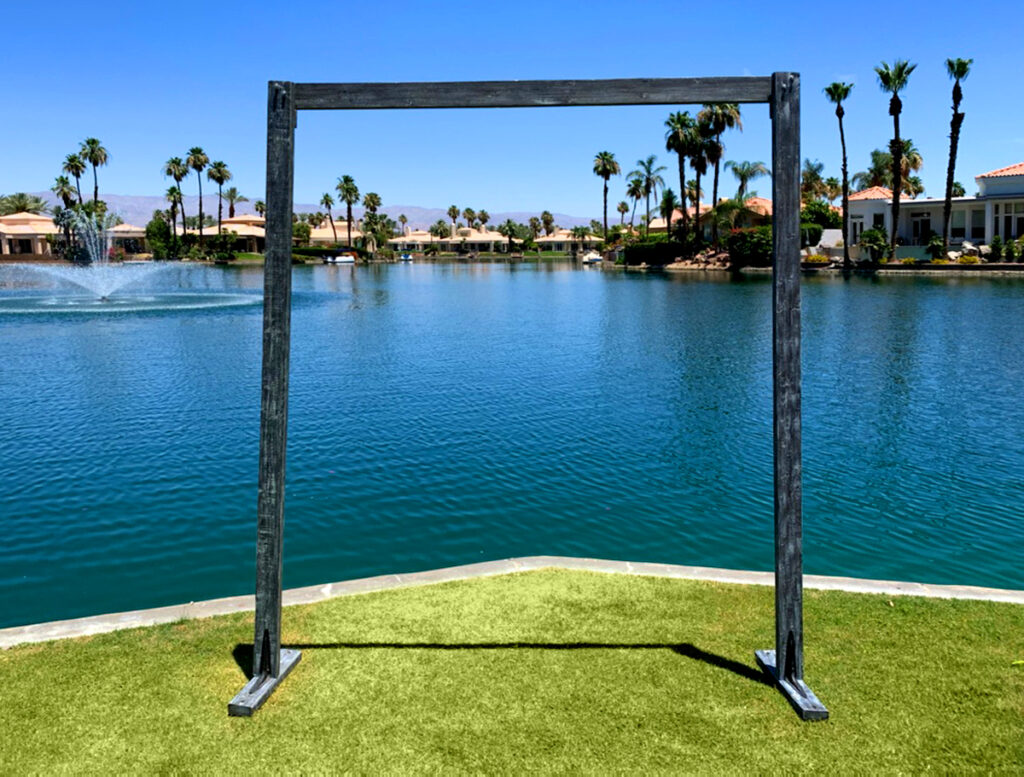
[0,211,259,314]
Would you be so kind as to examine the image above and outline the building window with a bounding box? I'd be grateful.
[850,216,864,244]
[872,213,884,229]
[951,210,966,239]
[971,209,985,239]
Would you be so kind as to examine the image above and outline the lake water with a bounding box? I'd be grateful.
[2,263,1023,628]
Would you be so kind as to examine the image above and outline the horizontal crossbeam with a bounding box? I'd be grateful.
[293,77,773,111]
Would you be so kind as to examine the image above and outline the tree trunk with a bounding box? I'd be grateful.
[644,192,651,238]
[943,83,964,251]
[198,177,205,247]
[74,176,83,205]
[602,180,608,237]
[92,165,98,207]
[694,171,702,249]
[329,212,337,243]
[630,199,637,230]
[889,95,902,257]
[838,107,851,268]
[712,138,721,251]
[677,153,689,230]
[218,184,223,234]
[347,204,352,246]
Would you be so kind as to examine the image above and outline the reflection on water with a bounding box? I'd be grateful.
[1,263,1023,628]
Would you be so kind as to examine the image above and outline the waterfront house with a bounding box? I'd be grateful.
[0,211,56,257]
[535,228,602,253]
[847,162,1024,249]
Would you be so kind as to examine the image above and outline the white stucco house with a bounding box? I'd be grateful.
[847,162,1024,249]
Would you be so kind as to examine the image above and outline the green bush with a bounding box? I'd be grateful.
[145,217,171,260]
[958,254,980,264]
[804,254,830,264]
[1003,239,1017,263]
[800,200,841,229]
[858,228,888,262]
[901,256,917,265]
[990,235,1003,261]
[800,223,823,248]
[623,240,686,266]
[927,234,946,260]
[726,226,773,268]
[293,222,311,246]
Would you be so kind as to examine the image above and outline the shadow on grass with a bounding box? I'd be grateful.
[232,641,770,686]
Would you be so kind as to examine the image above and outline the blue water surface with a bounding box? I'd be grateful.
[2,263,1022,628]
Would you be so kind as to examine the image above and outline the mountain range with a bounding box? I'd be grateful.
[28,192,598,232]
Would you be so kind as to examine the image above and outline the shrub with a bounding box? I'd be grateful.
[858,228,888,262]
[932,258,950,264]
[623,240,686,266]
[800,223,823,248]
[800,200,841,229]
[726,226,773,268]
[1004,239,1017,263]
[901,256,917,265]
[927,234,946,260]
[293,222,311,246]
[804,254,830,264]
[958,254,980,264]
[990,235,1003,261]
[145,216,171,260]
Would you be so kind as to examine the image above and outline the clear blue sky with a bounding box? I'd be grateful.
[3,0,1021,218]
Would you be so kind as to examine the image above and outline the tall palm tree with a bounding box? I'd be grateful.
[528,216,541,239]
[186,147,210,244]
[660,188,679,235]
[478,210,490,229]
[62,153,86,204]
[165,186,182,255]
[824,81,853,267]
[688,126,713,247]
[824,177,842,204]
[897,140,923,191]
[942,58,972,250]
[498,219,518,252]
[665,111,696,231]
[363,192,381,215]
[685,179,704,213]
[725,160,769,199]
[801,159,827,202]
[703,137,724,249]
[616,201,629,226]
[206,161,231,233]
[460,207,474,229]
[321,193,337,242]
[593,150,621,237]
[398,214,408,235]
[79,138,108,207]
[51,176,76,209]
[626,175,645,231]
[336,176,360,246]
[447,205,459,233]
[540,210,555,236]
[697,104,742,249]
[163,157,189,237]
[223,187,248,219]
[631,155,666,237]
[875,59,917,255]
[254,200,266,217]
[852,149,892,190]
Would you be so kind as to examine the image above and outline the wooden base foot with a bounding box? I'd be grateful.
[228,648,301,716]
[755,649,828,721]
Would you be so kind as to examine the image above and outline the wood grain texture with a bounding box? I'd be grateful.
[252,81,296,682]
[770,72,804,686]
[293,77,772,110]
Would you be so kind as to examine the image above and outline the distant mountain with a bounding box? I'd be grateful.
[28,192,598,231]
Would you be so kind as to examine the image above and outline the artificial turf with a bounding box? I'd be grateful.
[1,569,1022,773]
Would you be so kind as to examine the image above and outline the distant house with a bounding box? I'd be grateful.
[0,212,56,257]
[847,162,1024,248]
[535,227,601,253]
[647,197,772,237]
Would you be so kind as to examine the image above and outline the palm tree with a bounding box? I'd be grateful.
[875,59,917,255]
[904,176,925,198]
[626,175,645,231]
[206,161,231,233]
[363,192,381,216]
[659,188,679,235]
[62,153,86,204]
[0,193,49,215]
[165,186,183,255]
[478,210,490,229]
[254,200,266,218]
[688,126,713,247]
[163,157,189,237]
[336,176,360,246]
[703,137,724,249]
[824,177,841,204]
[942,58,972,250]
[697,103,742,250]
[223,187,248,219]
[321,193,337,242]
[79,138,108,207]
[616,201,629,227]
[801,159,826,202]
[186,147,210,245]
[528,216,541,239]
[632,155,666,237]
[685,179,704,213]
[664,111,696,231]
[447,205,459,233]
[51,176,76,209]
[824,81,854,267]
[540,210,555,236]
[569,226,590,257]
[498,219,518,252]
[462,207,476,229]
[852,150,892,190]
[593,151,621,237]
[398,214,408,235]
[725,160,769,199]
[897,140,923,189]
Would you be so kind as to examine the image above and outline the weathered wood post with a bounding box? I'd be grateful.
[754,72,828,721]
[228,81,302,716]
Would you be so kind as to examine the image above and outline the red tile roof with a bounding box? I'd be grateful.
[976,162,1024,178]
[849,186,892,201]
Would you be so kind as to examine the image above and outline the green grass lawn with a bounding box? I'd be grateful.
[2,569,1022,772]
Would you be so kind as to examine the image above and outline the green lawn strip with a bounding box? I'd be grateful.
[1,569,1021,773]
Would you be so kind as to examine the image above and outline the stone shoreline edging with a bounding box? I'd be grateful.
[3,555,1022,649]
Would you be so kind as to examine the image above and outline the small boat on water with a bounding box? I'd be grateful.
[581,250,602,265]
[399,253,413,262]
[323,253,356,265]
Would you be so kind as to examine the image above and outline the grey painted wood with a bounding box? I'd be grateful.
[228,648,301,717]
[769,71,808,690]
[293,77,772,110]
[252,80,296,683]
[755,650,828,721]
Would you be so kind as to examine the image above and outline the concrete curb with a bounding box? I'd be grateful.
[3,555,1022,649]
